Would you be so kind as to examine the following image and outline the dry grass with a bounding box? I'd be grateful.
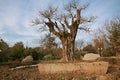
[0,66,41,80]
[0,65,87,80]
[0,62,120,80]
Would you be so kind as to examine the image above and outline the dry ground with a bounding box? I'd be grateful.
[0,65,88,80]
[0,62,120,80]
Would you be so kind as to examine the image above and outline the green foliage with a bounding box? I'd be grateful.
[9,42,24,60]
[0,39,61,63]
[0,39,9,62]
[102,47,115,57]
[42,48,62,60]
[74,51,83,60]
[31,49,44,60]
[23,47,33,57]
[0,39,9,51]
[100,57,120,65]
[0,51,9,62]
[43,54,53,60]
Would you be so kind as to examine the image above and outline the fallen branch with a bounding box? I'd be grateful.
[10,64,38,70]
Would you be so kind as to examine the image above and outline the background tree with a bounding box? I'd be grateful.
[33,1,94,61]
[106,18,120,56]
[0,39,9,51]
[97,17,120,56]
[41,33,57,49]
[10,42,24,60]
[83,44,96,53]
[0,39,9,62]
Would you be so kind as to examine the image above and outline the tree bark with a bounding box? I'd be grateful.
[61,34,75,62]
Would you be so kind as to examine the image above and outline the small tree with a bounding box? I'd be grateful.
[33,1,94,61]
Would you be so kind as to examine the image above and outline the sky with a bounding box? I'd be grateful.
[0,0,120,47]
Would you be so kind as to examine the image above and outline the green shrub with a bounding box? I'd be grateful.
[74,51,82,60]
[43,54,53,60]
[31,50,44,60]
[102,52,115,57]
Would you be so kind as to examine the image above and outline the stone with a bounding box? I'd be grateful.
[38,61,108,75]
[83,53,100,61]
[22,55,33,62]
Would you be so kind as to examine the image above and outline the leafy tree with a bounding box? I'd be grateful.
[10,42,24,60]
[0,39,9,51]
[0,39,9,62]
[33,1,94,61]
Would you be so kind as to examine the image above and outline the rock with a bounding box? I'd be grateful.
[83,53,100,61]
[22,55,33,62]
[38,61,108,74]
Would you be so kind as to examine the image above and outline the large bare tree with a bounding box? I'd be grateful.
[33,1,95,62]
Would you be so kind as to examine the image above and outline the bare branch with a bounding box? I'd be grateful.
[78,27,90,32]
[38,24,48,32]
[32,18,42,25]
[63,14,70,29]
[64,4,75,24]
[80,16,96,24]
[54,21,62,33]
[69,0,79,9]
[79,3,89,10]
[40,6,57,19]
[59,21,66,32]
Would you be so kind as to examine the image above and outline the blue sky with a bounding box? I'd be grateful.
[0,0,120,47]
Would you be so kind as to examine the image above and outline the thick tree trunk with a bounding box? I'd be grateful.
[43,9,81,62]
[61,36,75,62]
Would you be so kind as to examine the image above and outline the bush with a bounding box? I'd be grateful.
[0,52,9,62]
[31,50,45,60]
[100,57,120,65]
[43,54,53,60]
[102,48,115,57]
[74,51,83,60]
[102,52,114,57]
